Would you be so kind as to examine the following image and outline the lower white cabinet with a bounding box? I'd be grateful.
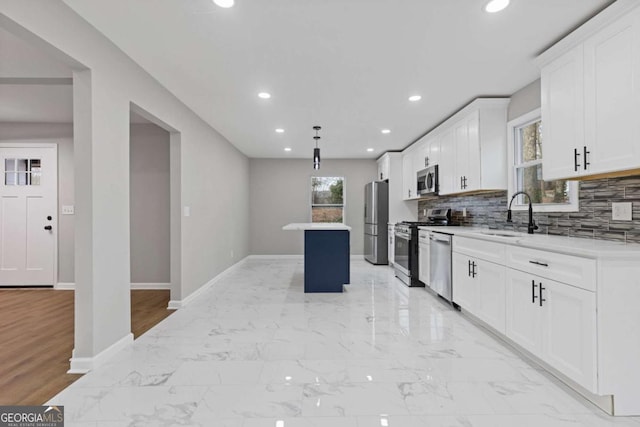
[388,225,395,265]
[418,230,430,285]
[452,252,506,334]
[506,268,597,392]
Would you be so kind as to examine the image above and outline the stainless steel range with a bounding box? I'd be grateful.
[394,208,454,287]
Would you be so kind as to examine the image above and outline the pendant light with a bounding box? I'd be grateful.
[312,125,321,170]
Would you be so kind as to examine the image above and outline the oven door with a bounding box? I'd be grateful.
[394,230,410,276]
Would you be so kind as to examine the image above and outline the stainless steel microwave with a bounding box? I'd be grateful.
[417,165,438,196]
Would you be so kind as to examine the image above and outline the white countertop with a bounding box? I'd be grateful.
[283,223,352,231]
[418,225,640,258]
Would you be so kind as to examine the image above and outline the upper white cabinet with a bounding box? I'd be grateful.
[537,1,640,180]
[432,99,509,196]
[377,154,391,181]
[402,145,419,200]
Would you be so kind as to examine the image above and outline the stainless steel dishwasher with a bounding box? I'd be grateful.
[429,231,453,303]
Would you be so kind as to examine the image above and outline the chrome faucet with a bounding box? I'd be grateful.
[507,191,539,234]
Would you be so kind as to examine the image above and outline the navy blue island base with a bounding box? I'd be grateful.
[303,229,350,293]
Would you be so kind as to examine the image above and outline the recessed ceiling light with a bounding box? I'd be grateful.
[284,147,292,152]
[275,128,285,133]
[381,129,391,134]
[258,92,271,99]
[408,95,422,102]
[367,148,374,152]
[213,0,235,8]
[485,0,510,13]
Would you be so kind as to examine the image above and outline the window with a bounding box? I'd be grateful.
[507,109,578,212]
[4,158,41,186]
[311,176,344,223]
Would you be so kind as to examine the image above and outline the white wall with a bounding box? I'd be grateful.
[249,158,377,255]
[508,79,541,120]
[0,1,250,365]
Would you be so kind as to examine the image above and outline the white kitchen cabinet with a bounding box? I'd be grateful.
[506,268,597,392]
[418,229,429,285]
[452,252,476,311]
[540,45,585,180]
[452,237,507,333]
[377,154,391,181]
[438,99,509,195]
[538,2,640,180]
[438,128,456,195]
[388,224,395,266]
[452,252,506,334]
[402,147,418,200]
[583,10,640,176]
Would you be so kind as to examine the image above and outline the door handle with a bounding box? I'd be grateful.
[539,283,546,307]
[472,261,477,278]
[574,148,581,171]
[468,260,472,277]
[583,146,590,170]
[531,280,538,303]
[44,225,52,231]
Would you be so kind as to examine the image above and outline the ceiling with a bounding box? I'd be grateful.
[2,0,613,158]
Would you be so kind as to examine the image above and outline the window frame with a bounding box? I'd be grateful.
[507,108,579,212]
[310,175,345,224]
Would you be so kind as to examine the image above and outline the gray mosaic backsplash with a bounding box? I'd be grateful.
[417,175,640,244]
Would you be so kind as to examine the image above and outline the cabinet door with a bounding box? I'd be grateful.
[438,128,455,195]
[402,151,417,200]
[541,279,597,392]
[453,119,469,193]
[388,225,395,265]
[427,135,440,168]
[454,112,481,193]
[541,45,585,181]
[418,243,429,284]
[505,269,543,356]
[452,253,476,311]
[476,260,506,334]
[584,11,640,175]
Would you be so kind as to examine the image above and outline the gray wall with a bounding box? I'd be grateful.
[129,124,170,283]
[0,122,172,284]
[507,78,541,121]
[249,158,377,255]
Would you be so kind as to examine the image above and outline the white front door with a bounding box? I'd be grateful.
[0,145,57,286]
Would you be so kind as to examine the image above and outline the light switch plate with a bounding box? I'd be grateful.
[62,205,74,215]
[612,202,632,221]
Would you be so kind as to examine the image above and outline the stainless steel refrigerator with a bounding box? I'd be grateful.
[364,181,389,265]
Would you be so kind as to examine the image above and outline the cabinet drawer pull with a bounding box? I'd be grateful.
[539,283,546,307]
[583,146,590,170]
[531,280,538,303]
[529,260,549,267]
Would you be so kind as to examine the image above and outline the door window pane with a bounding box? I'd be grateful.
[3,158,41,186]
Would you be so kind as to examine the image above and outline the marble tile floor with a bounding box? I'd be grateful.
[49,259,640,427]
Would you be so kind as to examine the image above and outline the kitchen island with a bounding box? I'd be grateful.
[282,223,351,292]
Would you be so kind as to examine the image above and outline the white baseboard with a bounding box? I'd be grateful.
[66,332,133,375]
[247,255,365,260]
[55,282,171,290]
[168,257,249,309]
[131,282,171,290]
[247,254,303,260]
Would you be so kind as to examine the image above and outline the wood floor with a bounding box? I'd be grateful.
[0,288,174,405]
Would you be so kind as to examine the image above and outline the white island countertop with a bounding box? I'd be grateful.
[283,223,352,231]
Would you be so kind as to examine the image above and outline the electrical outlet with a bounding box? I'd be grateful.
[183,206,191,217]
[612,202,632,221]
[61,205,74,215]
[463,208,467,217]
